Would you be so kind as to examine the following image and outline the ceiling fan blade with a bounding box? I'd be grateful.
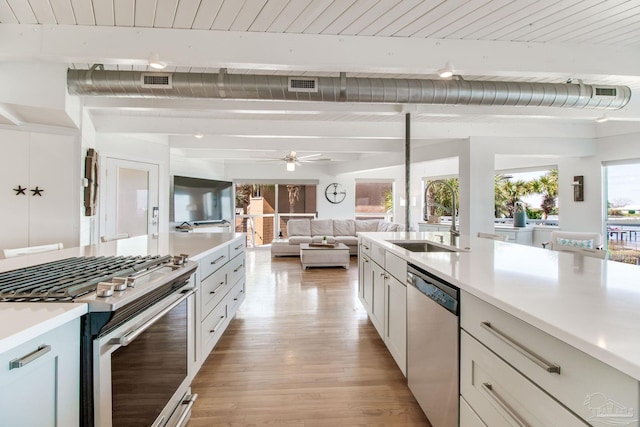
[297,153,322,160]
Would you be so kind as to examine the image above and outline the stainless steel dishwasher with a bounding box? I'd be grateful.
[407,264,459,427]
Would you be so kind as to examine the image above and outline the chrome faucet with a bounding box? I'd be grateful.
[424,180,460,237]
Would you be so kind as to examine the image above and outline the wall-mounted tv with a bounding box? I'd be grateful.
[171,176,233,224]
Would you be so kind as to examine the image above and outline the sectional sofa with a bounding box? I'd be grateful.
[270,218,404,257]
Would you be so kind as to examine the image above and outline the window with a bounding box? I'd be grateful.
[355,180,393,221]
[234,182,317,246]
[604,162,640,264]
[495,169,558,225]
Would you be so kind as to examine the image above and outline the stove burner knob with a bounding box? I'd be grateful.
[173,254,189,265]
[97,283,115,298]
[112,277,128,291]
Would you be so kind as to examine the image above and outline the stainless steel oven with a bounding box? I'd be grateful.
[93,284,196,427]
[0,253,199,427]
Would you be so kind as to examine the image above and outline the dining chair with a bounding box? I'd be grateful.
[477,232,508,241]
[100,233,130,242]
[3,242,64,258]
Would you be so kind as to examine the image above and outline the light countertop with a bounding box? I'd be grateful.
[359,231,640,381]
[0,303,87,353]
[0,232,244,353]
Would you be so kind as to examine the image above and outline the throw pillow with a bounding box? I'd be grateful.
[288,219,311,236]
[556,238,594,249]
[333,219,356,236]
[310,219,333,236]
[355,220,379,232]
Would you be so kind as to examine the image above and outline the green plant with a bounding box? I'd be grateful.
[426,178,459,217]
[383,190,393,213]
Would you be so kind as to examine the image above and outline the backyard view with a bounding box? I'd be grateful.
[606,163,640,264]
[426,166,640,265]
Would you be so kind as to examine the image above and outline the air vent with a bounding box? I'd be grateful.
[594,87,617,97]
[141,73,173,89]
[288,77,318,93]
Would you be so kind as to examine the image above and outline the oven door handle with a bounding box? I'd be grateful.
[114,288,196,347]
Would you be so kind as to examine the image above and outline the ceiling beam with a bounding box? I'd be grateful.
[2,24,639,83]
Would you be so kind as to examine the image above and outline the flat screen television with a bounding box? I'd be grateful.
[171,176,233,224]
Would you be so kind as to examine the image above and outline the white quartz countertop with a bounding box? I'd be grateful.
[359,231,640,381]
[0,232,243,353]
[0,232,245,273]
[0,303,87,353]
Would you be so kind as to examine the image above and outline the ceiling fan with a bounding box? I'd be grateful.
[259,151,330,171]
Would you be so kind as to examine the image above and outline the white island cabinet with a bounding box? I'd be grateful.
[187,234,246,374]
[0,303,87,427]
[358,231,640,427]
[358,237,407,375]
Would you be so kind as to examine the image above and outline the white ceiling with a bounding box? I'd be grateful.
[1,0,640,168]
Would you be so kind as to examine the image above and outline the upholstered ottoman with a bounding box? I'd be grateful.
[300,243,350,269]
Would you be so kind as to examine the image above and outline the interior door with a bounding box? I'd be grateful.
[103,158,159,239]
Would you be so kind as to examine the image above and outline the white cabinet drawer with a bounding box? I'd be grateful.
[462,291,639,423]
[201,267,228,318]
[201,301,228,358]
[227,255,245,289]
[199,245,230,279]
[460,396,486,427]
[227,279,245,317]
[371,242,385,266]
[384,251,406,283]
[360,238,372,257]
[0,318,80,427]
[461,331,588,427]
[229,237,246,260]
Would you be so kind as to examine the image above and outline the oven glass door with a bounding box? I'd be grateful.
[94,292,193,427]
[109,297,188,426]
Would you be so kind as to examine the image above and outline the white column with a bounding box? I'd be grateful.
[459,138,495,237]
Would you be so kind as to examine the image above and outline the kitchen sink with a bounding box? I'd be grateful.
[388,241,459,253]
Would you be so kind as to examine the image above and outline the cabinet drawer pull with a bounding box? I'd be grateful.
[363,245,369,250]
[210,315,225,333]
[480,321,561,374]
[233,265,243,273]
[234,244,244,250]
[175,393,198,427]
[9,344,51,369]
[209,281,225,294]
[211,255,226,265]
[481,383,528,427]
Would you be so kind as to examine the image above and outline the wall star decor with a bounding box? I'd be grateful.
[13,185,26,195]
[31,186,44,196]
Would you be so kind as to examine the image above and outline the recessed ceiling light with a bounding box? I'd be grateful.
[595,114,609,123]
[437,61,455,79]
[148,52,167,70]
[194,132,204,139]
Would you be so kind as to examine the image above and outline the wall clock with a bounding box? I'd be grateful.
[325,182,346,204]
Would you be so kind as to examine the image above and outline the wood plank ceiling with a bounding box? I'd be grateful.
[1,0,640,165]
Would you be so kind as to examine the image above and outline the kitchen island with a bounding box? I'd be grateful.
[358,231,640,427]
[0,232,245,427]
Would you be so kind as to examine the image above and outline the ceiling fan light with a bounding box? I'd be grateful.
[286,160,295,171]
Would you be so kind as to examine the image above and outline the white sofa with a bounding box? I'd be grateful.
[271,218,404,257]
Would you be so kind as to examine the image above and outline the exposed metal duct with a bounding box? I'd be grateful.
[67,69,631,109]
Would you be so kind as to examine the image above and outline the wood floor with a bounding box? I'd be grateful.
[189,247,431,427]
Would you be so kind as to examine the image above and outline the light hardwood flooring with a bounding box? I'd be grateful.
[189,247,431,427]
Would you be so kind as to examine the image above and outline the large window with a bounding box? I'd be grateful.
[235,182,317,246]
[355,180,394,221]
[604,162,640,264]
[495,169,558,225]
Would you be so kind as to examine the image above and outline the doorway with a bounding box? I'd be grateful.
[102,158,159,239]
